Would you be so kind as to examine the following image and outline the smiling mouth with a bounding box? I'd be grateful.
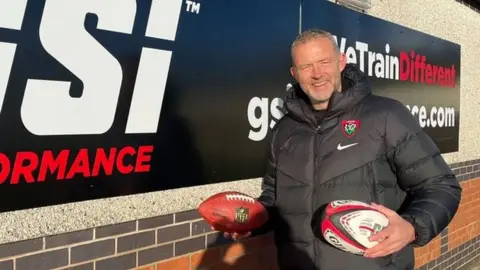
[312,81,328,87]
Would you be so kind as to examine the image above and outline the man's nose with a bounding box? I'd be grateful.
[311,63,323,78]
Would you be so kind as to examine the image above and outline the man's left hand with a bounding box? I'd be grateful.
[363,203,416,258]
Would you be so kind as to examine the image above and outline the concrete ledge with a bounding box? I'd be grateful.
[0,178,263,245]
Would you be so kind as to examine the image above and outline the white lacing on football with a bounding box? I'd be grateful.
[225,194,255,203]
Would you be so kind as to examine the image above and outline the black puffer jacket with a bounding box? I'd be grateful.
[257,64,462,270]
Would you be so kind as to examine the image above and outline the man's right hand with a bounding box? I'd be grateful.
[210,226,251,241]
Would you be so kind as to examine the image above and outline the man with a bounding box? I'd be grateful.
[221,28,462,269]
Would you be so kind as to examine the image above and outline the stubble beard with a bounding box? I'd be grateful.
[309,79,342,110]
[308,81,333,109]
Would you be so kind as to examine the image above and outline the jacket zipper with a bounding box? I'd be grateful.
[313,123,322,268]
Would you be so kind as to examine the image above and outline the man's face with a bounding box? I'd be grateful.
[290,37,347,108]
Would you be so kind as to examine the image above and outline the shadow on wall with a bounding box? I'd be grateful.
[192,214,276,270]
[193,231,279,270]
[146,80,207,191]
[195,209,316,270]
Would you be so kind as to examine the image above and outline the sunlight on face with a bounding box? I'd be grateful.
[290,37,347,109]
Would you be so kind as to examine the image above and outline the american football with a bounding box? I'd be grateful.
[197,191,268,233]
[320,200,389,255]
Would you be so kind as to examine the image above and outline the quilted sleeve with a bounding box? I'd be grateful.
[384,100,462,247]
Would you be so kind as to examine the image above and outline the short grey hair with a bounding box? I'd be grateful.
[291,28,340,62]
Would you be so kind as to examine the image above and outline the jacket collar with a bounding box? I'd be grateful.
[283,64,372,126]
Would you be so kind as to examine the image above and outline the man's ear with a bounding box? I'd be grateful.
[290,66,297,78]
[338,53,347,71]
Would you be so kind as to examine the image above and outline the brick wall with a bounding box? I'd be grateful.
[0,159,478,270]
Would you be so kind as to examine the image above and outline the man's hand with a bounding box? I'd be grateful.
[363,203,416,258]
[210,226,251,241]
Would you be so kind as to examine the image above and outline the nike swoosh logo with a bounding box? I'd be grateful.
[337,142,359,150]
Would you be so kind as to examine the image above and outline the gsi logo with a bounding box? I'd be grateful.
[247,96,284,142]
[246,83,292,142]
[0,0,189,184]
[0,0,183,136]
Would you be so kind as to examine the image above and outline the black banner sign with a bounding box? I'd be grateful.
[0,0,460,212]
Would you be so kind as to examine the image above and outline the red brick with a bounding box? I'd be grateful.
[257,246,278,270]
[155,256,190,270]
[414,256,427,269]
[191,246,224,269]
[223,243,248,263]
[243,234,274,251]
[136,266,154,270]
[446,179,480,250]
[203,252,261,270]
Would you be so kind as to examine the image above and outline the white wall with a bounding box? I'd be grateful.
[1,0,477,245]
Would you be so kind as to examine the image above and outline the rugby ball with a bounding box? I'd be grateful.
[319,200,389,255]
[197,191,268,234]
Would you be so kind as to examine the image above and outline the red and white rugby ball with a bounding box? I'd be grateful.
[320,200,389,255]
[197,191,268,234]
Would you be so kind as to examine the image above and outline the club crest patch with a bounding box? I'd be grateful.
[342,120,360,138]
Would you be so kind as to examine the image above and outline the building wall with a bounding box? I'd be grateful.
[0,160,477,270]
[0,1,478,270]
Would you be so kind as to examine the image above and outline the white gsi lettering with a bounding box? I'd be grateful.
[247,97,284,142]
[0,0,183,135]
